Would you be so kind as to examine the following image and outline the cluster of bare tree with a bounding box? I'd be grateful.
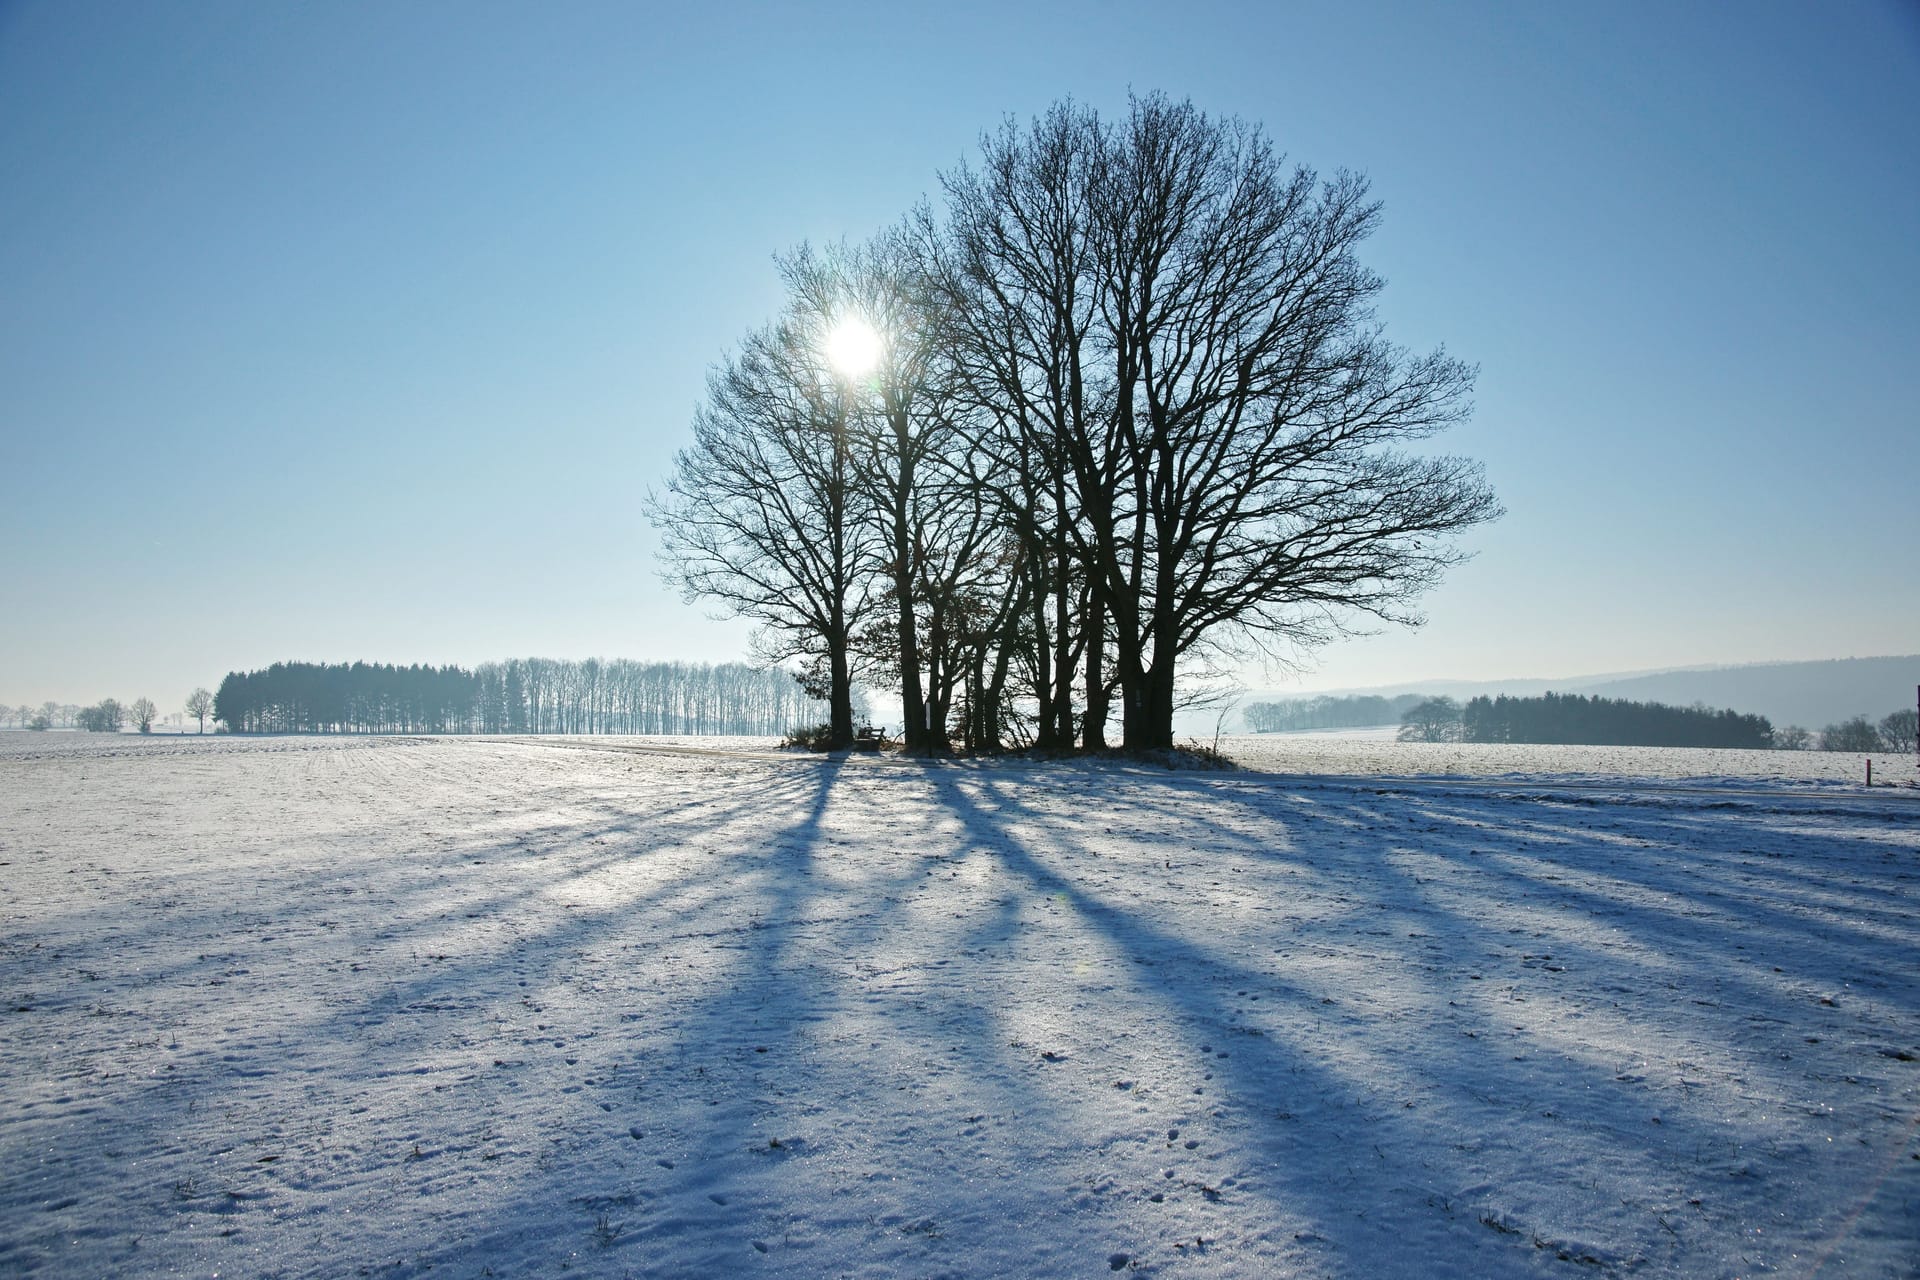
[6,698,165,732]
[211,659,826,736]
[1813,709,1917,754]
[75,699,128,733]
[651,96,1499,752]
[465,658,832,735]
[6,702,77,731]
[1244,694,1428,733]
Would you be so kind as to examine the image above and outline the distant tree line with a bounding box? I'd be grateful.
[8,702,78,730]
[6,690,213,734]
[1243,693,1428,733]
[6,699,146,732]
[1398,692,1774,748]
[650,94,1500,752]
[210,659,826,736]
[1815,709,1917,754]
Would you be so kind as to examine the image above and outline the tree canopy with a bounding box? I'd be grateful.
[651,94,1500,752]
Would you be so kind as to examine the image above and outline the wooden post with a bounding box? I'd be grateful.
[1866,758,1871,787]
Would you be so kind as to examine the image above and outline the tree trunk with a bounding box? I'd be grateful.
[828,638,855,749]
[1051,546,1075,747]
[1031,571,1059,749]
[1116,631,1149,750]
[896,575,927,750]
[1082,581,1107,749]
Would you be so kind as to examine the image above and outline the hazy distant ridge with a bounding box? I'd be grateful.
[1251,656,1917,732]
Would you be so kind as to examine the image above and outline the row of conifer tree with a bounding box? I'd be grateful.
[1394,692,1774,748]
[211,660,826,736]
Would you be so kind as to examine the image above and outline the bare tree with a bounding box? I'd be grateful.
[929,96,1499,750]
[648,317,879,748]
[658,95,1499,755]
[129,697,158,734]
[779,235,987,752]
[1771,724,1812,751]
[1076,97,1500,747]
[1398,696,1463,743]
[1880,708,1917,754]
[76,698,124,732]
[1820,716,1881,752]
[186,687,213,734]
[932,103,1113,748]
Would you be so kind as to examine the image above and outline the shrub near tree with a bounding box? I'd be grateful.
[75,699,124,732]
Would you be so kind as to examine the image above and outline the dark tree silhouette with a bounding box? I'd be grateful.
[931,102,1112,749]
[780,236,988,753]
[926,96,1499,749]
[1398,696,1463,742]
[660,95,1499,754]
[648,314,879,749]
[76,699,123,732]
[1879,709,1916,753]
[1460,692,1772,748]
[1820,716,1881,753]
[213,660,823,736]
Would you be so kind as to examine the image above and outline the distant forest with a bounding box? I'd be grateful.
[1243,694,1428,733]
[212,660,826,736]
[1399,692,1773,749]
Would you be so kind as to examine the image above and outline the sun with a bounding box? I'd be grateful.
[824,316,884,379]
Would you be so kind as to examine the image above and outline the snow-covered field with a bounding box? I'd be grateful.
[3,734,1916,1278]
[1220,730,1918,789]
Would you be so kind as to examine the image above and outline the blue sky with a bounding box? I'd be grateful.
[3,0,1916,707]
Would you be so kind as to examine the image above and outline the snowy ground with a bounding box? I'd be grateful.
[2,735,1916,1278]
[1221,730,1919,790]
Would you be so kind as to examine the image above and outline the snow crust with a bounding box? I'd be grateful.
[2,734,1916,1277]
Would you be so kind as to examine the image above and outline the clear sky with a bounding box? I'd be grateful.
[3,0,1916,708]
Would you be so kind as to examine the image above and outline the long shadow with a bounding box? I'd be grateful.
[1159,771,1920,1024]
[911,766,1565,1275]
[1170,774,1920,1113]
[1,743,880,1276]
[8,744,1915,1277]
[910,763,1920,1276]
